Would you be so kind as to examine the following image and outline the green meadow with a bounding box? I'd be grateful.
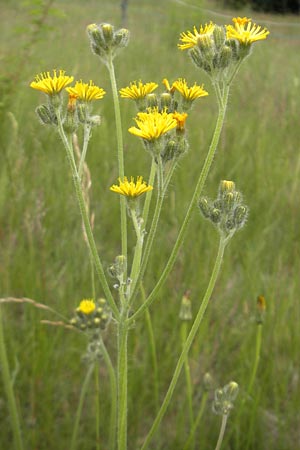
[0,0,300,449]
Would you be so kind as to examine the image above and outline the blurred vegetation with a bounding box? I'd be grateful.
[0,0,300,449]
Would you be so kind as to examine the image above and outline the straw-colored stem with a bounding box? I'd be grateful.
[0,307,24,450]
[141,237,227,450]
[214,414,228,450]
[70,362,95,450]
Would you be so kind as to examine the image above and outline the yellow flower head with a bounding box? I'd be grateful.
[172,112,188,131]
[172,78,209,101]
[30,69,74,95]
[257,295,266,312]
[77,299,96,315]
[66,80,106,102]
[110,176,153,198]
[162,78,176,94]
[178,22,215,50]
[128,108,177,141]
[119,81,158,99]
[226,17,269,45]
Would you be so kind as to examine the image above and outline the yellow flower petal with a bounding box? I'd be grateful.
[128,108,177,141]
[30,69,73,95]
[66,80,106,101]
[226,17,269,45]
[178,22,215,50]
[110,176,153,198]
[119,81,158,99]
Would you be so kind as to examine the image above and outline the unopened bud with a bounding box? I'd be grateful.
[211,208,221,224]
[198,197,211,218]
[234,204,248,227]
[160,93,172,110]
[197,34,215,61]
[35,104,57,125]
[219,180,235,194]
[203,372,213,391]
[218,45,232,68]
[147,93,158,109]
[213,25,226,50]
[223,381,239,402]
[179,291,192,321]
[113,28,130,48]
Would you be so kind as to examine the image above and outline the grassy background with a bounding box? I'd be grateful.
[0,0,300,449]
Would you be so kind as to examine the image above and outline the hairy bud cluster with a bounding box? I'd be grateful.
[213,381,239,416]
[70,298,111,332]
[199,180,248,238]
[189,26,248,80]
[87,23,130,63]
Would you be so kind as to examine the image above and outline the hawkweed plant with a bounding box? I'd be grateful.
[0,16,269,450]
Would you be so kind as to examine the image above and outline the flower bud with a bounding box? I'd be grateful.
[213,25,226,50]
[203,372,213,391]
[234,204,248,227]
[160,93,172,110]
[218,45,232,69]
[146,93,158,109]
[179,291,192,321]
[197,34,215,61]
[219,180,235,194]
[211,208,222,224]
[113,28,130,48]
[223,381,239,402]
[198,197,211,218]
[35,104,57,125]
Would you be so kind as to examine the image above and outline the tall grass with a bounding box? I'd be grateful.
[0,0,300,449]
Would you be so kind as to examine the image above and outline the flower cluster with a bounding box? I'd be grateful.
[70,298,111,331]
[178,17,269,78]
[199,180,248,238]
[87,22,130,63]
[30,70,106,129]
[213,382,239,416]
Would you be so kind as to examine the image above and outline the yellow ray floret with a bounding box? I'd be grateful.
[110,176,153,198]
[172,78,209,101]
[119,81,158,99]
[128,108,177,140]
[77,299,96,315]
[178,22,215,50]
[66,80,106,101]
[162,78,176,94]
[30,69,74,95]
[226,17,269,45]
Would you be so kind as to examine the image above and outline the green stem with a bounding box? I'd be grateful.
[140,237,227,450]
[183,391,208,450]
[101,340,117,450]
[141,284,159,412]
[180,321,194,447]
[0,307,24,450]
[214,414,228,450]
[70,362,95,450]
[56,115,119,319]
[128,86,230,325]
[117,317,129,450]
[106,54,127,264]
[247,324,262,395]
[95,362,101,450]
